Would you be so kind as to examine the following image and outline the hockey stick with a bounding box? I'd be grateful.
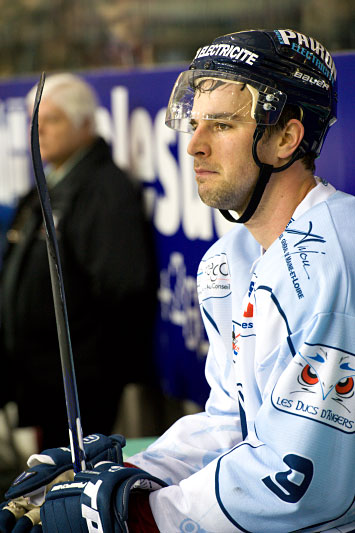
[30,72,86,473]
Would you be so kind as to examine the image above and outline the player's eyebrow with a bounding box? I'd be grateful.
[207,113,236,119]
[190,112,237,121]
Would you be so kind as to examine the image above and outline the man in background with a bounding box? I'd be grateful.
[0,73,158,450]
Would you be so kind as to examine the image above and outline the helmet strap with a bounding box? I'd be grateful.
[219,125,301,224]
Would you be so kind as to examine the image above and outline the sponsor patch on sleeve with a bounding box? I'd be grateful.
[271,343,355,433]
[197,252,231,301]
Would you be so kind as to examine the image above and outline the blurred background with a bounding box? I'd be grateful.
[0,0,354,496]
[0,0,354,76]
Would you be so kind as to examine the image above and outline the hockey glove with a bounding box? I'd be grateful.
[40,461,167,533]
[0,434,125,532]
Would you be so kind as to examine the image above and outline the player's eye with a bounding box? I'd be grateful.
[214,122,231,132]
[335,377,354,395]
[301,364,319,386]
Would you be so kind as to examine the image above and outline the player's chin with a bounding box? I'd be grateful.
[197,183,214,206]
[197,187,226,210]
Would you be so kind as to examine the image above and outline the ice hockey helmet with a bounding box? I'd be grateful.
[165,29,338,222]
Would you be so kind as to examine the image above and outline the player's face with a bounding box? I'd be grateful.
[37,98,89,169]
[187,81,260,214]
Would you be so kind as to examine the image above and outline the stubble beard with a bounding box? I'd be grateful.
[197,172,256,215]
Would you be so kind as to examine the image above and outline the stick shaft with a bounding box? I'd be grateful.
[30,72,86,472]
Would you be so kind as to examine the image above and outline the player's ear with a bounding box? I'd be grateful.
[277,118,304,161]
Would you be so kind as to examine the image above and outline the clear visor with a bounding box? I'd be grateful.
[165,69,287,133]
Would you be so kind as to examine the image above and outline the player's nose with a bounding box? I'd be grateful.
[187,124,211,157]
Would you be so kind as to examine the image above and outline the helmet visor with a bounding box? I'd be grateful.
[165,69,287,132]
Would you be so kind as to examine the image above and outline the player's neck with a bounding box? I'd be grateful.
[244,163,317,250]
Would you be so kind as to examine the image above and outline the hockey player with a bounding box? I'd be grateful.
[1,28,354,532]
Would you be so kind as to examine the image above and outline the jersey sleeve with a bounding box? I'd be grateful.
[146,310,355,533]
[127,337,244,485]
[127,227,257,485]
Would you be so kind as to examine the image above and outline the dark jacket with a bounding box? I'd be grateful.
[0,137,158,446]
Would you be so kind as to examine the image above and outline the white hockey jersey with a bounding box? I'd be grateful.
[129,180,355,532]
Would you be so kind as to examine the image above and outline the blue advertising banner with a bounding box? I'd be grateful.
[0,53,354,406]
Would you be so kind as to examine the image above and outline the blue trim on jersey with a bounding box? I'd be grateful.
[304,341,355,358]
[256,285,293,337]
[255,285,296,355]
[202,306,220,334]
[294,496,355,532]
[237,383,248,440]
[215,441,264,532]
[287,335,296,357]
[238,399,248,440]
[201,292,232,302]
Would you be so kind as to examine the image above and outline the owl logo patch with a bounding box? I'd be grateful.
[272,343,355,433]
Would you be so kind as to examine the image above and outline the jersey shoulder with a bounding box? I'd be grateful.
[200,223,259,263]
[254,190,355,318]
[316,190,355,265]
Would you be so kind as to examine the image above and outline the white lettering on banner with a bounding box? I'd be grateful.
[0,98,30,204]
[154,108,181,236]
[95,106,113,145]
[129,107,156,217]
[130,107,155,181]
[111,86,130,169]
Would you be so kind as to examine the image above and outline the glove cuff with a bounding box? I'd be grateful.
[41,463,166,533]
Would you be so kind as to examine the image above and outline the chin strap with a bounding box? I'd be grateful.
[219,125,301,224]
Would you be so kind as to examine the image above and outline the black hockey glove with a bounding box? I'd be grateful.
[0,434,125,532]
[40,461,167,533]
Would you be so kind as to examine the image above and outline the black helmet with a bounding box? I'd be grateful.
[165,29,338,222]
